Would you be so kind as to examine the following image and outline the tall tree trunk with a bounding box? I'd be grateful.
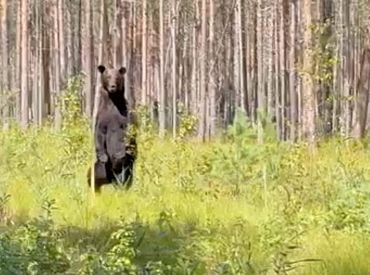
[302,0,315,147]
[121,1,130,108]
[237,0,245,112]
[233,3,240,113]
[83,0,93,117]
[0,0,8,127]
[33,0,40,125]
[289,1,297,141]
[112,0,119,67]
[209,0,216,137]
[20,0,28,128]
[279,0,287,140]
[352,0,370,139]
[266,1,274,119]
[171,0,177,138]
[58,0,65,84]
[257,0,264,143]
[190,0,199,116]
[94,0,106,109]
[42,0,51,119]
[53,1,61,129]
[198,0,207,141]
[159,0,166,137]
[37,1,43,125]
[141,0,147,106]
[14,0,21,121]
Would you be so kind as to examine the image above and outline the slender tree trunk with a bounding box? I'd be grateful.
[37,1,43,125]
[53,1,61,129]
[233,3,240,112]
[209,0,216,137]
[198,0,207,141]
[20,0,28,128]
[33,0,40,125]
[121,1,130,108]
[159,0,166,137]
[58,0,65,84]
[141,0,147,106]
[266,2,274,118]
[171,0,177,138]
[14,0,21,121]
[338,0,350,136]
[0,0,7,91]
[302,0,316,147]
[289,1,297,141]
[112,0,119,67]
[257,0,264,143]
[42,0,51,119]
[352,0,370,138]
[65,1,72,76]
[279,0,287,140]
[0,0,8,127]
[83,0,93,117]
[237,0,245,112]
[190,0,199,116]
[77,0,83,74]
[94,0,106,107]
[245,1,252,118]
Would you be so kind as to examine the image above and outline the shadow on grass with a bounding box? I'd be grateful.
[1,214,369,275]
[0,215,259,274]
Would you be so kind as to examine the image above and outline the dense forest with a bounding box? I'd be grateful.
[1,0,370,274]
[0,0,370,142]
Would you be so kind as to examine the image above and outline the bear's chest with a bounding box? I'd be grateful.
[97,103,128,132]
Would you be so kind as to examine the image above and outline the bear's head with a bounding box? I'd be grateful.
[98,65,127,94]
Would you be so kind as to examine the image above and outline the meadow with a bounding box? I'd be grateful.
[1,108,370,275]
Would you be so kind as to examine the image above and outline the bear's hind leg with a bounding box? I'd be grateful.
[88,161,111,193]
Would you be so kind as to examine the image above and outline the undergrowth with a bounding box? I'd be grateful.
[0,107,370,274]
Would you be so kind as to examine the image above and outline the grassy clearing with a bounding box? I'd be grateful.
[0,119,370,274]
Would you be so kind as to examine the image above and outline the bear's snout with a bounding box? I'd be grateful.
[108,84,117,93]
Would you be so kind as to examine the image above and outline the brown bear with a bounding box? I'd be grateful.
[87,65,138,193]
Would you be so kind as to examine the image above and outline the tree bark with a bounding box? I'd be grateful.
[257,0,264,144]
[289,0,297,141]
[159,0,166,137]
[352,0,370,139]
[141,0,147,106]
[171,0,177,138]
[301,0,316,147]
[53,0,61,129]
[0,0,8,127]
[198,0,207,141]
[209,0,216,137]
[83,0,93,117]
[58,0,65,84]
[20,0,28,128]
[42,0,51,119]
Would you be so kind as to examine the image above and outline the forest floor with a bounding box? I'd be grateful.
[0,120,370,274]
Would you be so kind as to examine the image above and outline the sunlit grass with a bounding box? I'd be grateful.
[1,122,370,274]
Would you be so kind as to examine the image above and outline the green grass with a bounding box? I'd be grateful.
[1,120,370,274]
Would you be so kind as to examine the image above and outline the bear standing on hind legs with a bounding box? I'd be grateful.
[87,65,138,193]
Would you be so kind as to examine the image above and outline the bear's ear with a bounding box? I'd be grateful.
[118,67,127,75]
[97,65,106,73]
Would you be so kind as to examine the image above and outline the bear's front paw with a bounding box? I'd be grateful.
[113,151,126,159]
[98,153,108,162]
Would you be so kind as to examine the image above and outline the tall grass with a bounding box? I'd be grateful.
[0,110,370,274]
